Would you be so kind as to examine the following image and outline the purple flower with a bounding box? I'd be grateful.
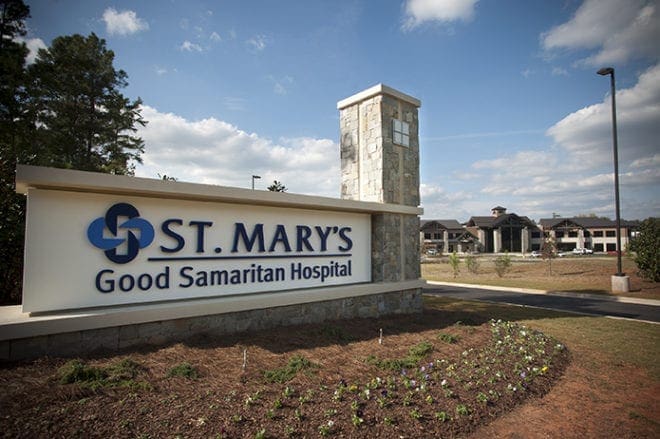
[520,372,526,379]
[401,369,407,376]
[381,389,388,397]
[420,366,426,372]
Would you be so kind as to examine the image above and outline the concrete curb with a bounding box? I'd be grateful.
[424,281,660,307]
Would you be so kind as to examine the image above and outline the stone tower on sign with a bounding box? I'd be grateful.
[338,84,422,283]
[337,84,421,207]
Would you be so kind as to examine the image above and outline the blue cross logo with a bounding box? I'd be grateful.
[87,203,155,264]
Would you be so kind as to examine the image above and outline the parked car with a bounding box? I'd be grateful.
[530,250,541,258]
[572,248,593,255]
[426,248,438,256]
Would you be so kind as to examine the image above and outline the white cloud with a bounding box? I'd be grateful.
[542,0,660,66]
[551,67,568,76]
[403,0,479,30]
[210,31,221,42]
[246,35,267,52]
[447,64,660,221]
[630,153,660,168]
[268,75,294,95]
[180,40,203,52]
[135,106,339,197]
[15,37,47,64]
[102,8,149,36]
[547,63,660,166]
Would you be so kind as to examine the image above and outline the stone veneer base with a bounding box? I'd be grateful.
[1,289,422,362]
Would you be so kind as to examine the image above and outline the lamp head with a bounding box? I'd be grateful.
[597,67,614,76]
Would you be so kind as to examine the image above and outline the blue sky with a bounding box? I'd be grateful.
[24,0,660,221]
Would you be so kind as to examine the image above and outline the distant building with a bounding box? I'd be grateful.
[464,206,541,253]
[420,219,477,254]
[538,217,639,252]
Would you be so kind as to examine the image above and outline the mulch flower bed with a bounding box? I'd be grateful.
[0,309,569,438]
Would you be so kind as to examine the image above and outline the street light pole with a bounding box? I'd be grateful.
[598,67,626,283]
[251,175,261,190]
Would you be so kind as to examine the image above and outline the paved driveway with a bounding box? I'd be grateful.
[424,284,660,323]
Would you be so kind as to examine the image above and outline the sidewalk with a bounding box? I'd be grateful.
[424,280,660,307]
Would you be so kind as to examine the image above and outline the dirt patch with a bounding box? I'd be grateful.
[470,341,660,439]
[423,256,660,300]
[0,311,568,438]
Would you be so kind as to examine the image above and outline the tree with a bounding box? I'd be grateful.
[494,252,511,278]
[0,21,147,304]
[0,0,30,305]
[267,180,287,192]
[26,32,146,174]
[540,236,558,275]
[448,252,460,278]
[628,218,659,282]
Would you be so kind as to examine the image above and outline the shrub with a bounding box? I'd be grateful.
[167,362,199,379]
[629,218,659,282]
[58,360,107,385]
[264,355,318,383]
[465,254,479,274]
[448,252,460,278]
[494,253,512,278]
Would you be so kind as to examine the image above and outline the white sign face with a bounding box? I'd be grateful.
[23,189,371,313]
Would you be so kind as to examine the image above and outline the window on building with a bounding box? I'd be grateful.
[584,230,591,237]
[606,230,616,237]
[392,119,410,147]
[433,233,441,239]
[555,231,564,238]
[568,231,578,238]
[593,243,603,252]
[424,233,431,239]
[593,231,603,237]
[606,243,616,251]
[531,231,541,238]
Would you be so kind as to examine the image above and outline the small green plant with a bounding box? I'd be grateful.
[448,252,460,278]
[409,408,422,420]
[254,428,266,439]
[435,411,450,422]
[263,355,318,383]
[58,360,107,386]
[465,254,479,274]
[283,385,295,398]
[476,392,488,404]
[456,404,470,417]
[494,252,512,277]
[368,341,433,371]
[438,332,459,344]
[351,413,364,427]
[167,362,198,379]
[272,398,283,409]
[318,420,334,436]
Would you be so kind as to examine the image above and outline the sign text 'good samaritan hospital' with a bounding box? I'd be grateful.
[23,190,371,313]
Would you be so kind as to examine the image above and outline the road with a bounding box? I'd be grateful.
[423,284,660,323]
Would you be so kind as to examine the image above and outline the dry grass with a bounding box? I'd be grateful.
[422,255,660,300]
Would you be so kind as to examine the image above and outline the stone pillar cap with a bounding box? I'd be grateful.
[337,83,421,110]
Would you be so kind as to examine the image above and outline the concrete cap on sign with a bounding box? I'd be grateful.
[337,84,421,110]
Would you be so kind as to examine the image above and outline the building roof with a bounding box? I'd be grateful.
[420,219,464,230]
[466,213,537,229]
[540,217,640,229]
